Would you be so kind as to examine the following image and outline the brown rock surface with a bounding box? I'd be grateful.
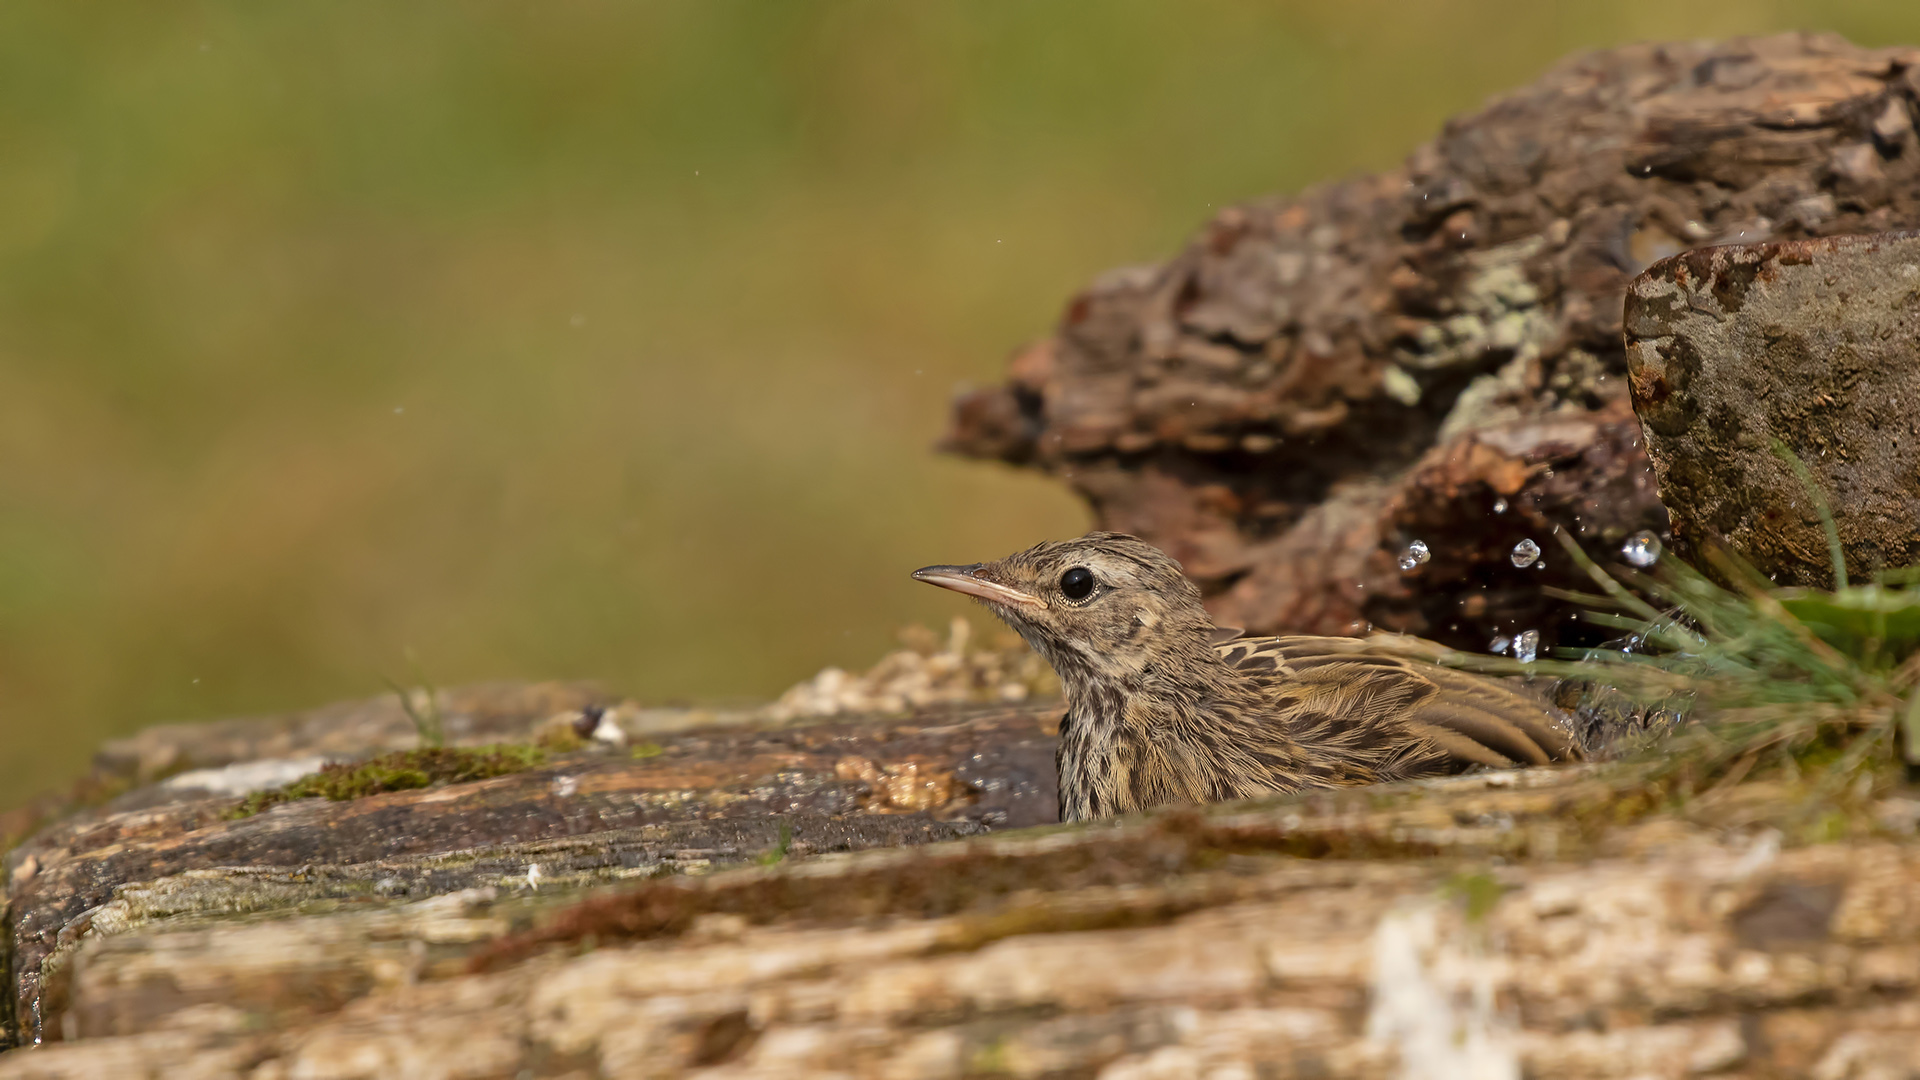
[1626,231,1920,585]
[946,32,1920,653]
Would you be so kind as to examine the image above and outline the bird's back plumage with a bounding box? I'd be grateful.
[1214,634,1579,773]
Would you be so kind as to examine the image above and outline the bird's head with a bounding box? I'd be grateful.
[911,532,1221,690]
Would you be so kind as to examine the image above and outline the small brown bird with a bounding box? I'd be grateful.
[913,532,1580,821]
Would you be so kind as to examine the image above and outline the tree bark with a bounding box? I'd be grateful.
[946,32,1920,656]
[5,685,1920,1078]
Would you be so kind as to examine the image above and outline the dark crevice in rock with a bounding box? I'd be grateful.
[1,894,16,1051]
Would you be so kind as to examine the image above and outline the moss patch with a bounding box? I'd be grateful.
[535,727,585,753]
[1443,870,1508,922]
[226,745,547,819]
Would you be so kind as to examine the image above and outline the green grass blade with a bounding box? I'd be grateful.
[1771,439,1848,589]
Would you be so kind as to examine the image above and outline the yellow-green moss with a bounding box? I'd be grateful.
[1443,870,1507,922]
[226,745,547,819]
[535,727,585,752]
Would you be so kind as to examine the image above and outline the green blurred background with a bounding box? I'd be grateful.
[5,1,1919,809]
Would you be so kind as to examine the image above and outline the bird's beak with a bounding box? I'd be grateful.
[911,564,1046,609]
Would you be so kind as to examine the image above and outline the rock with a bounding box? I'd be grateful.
[1626,231,1920,585]
[944,32,1920,654]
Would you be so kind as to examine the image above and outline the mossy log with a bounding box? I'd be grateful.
[5,682,1920,1077]
[3,683,1057,1057]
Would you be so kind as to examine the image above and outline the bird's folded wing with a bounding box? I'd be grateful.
[1216,634,1582,767]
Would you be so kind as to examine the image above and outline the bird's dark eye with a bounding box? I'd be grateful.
[1060,567,1095,600]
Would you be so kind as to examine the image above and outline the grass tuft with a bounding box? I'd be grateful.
[1447,524,1920,808]
[756,820,793,866]
[385,652,446,749]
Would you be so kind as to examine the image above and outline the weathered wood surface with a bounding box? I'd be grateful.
[3,684,1060,1054]
[945,32,1920,657]
[6,708,1920,1078]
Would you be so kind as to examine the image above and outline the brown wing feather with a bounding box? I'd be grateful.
[1399,724,1517,769]
[1216,633,1581,770]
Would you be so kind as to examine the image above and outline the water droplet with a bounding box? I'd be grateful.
[1510,539,1541,568]
[1621,530,1662,568]
[1488,635,1511,655]
[1492,498,1508,514]
[1513,630,1540,663]
[1398,540,1431,571]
